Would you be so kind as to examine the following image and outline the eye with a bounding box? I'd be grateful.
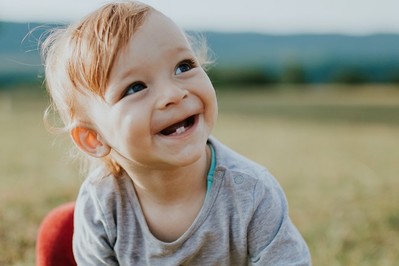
[123,82,147,98]
[175,59,197,75]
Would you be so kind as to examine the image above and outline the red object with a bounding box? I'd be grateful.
[36,202,77,266]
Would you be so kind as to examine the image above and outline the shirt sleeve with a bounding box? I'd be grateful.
[73,180,118,265]
[247,173,311,265]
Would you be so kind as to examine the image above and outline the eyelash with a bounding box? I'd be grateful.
[121,58,198,99]
[175,58,197,74]
[122,82,147,98]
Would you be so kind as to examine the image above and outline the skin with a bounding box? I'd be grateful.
[71,10,218,242]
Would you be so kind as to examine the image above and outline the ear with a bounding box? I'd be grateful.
[70,127,111,158]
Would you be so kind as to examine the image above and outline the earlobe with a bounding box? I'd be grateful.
[70,127,111,158]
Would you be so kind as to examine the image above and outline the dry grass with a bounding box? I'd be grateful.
[1,85,399,265]
[215,85,399,265]
[0,90,81,265]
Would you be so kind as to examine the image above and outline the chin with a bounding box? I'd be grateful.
[168,139,208,167]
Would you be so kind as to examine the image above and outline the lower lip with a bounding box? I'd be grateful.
[158,115,199,139]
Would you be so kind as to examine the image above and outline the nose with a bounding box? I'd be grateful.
[156,83,188,109]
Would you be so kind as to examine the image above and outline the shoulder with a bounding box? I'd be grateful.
[73,170,134,264]
[210,137,279,191]
[209,137,286,211]
[75,169,134,233]
[77,169,132,206]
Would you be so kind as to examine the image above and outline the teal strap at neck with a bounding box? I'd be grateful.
[206,143,216,195]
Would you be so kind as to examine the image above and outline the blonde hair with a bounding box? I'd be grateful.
[42,1,211,178]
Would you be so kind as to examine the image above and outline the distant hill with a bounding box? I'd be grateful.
[204,32,399,66]
[1,21,399,86]
[0,22,51,86]
[203,32,399,82]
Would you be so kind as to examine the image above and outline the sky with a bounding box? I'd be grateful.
[1,0,399,35]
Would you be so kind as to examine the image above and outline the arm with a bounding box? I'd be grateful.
[73,181,118,265]
[247,174,311,265]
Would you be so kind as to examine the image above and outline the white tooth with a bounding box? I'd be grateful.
[176,126,186,134]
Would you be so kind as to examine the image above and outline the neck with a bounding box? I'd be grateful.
[123,145,211,205]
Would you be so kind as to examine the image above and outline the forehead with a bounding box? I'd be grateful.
[138,10,186,42]
[132,10,189,50]
[113,11,191,66]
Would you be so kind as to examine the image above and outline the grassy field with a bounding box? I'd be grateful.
[1,84,399,265]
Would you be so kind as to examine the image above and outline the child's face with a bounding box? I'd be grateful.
[83,10,218,169]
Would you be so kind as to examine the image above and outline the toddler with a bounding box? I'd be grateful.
[41,1,311,265]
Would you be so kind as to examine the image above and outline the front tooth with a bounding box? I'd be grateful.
[176,126,186,134]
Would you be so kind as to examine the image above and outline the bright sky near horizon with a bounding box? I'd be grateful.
[1,0,399,34]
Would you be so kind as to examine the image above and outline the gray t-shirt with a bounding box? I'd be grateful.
[73,137,311,265]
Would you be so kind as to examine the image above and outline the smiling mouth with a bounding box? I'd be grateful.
[160,115,196,136]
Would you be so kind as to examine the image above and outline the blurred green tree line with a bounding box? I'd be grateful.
[2,63,399,90]
[207,63,399,89]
